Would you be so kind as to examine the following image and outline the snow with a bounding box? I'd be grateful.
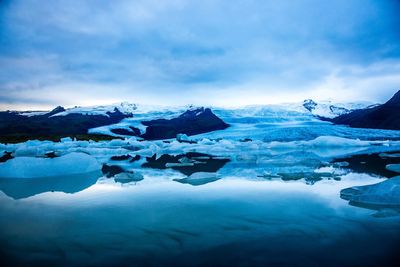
[301,99,373,118]
[19,111,48,117]
[37,100,393,143]
[52,102,138,117]
[0,152,101,179]
[88,104,190,137]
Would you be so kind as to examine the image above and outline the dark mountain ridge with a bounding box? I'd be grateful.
[329,90,400,130]
[141,107,229,140]
[0,106,229,143]
[0,107,131,143]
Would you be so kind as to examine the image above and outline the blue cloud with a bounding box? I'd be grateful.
[1,0,400,108]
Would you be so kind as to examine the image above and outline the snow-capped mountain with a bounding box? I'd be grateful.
[18,102,138,118]
[17,99,373,120]
[330,90,400,130]
[1,98,386,144]
[51,102,138,117]
[302,99,372,118]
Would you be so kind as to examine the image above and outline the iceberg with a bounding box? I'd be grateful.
[340,176,400,208]
[386,164,400,173]
[114,172,144,183]
[0,152,102,199]
[0,171,100,199]
[176,133,196,143]
[174,172,219,186]
[0,152,101,179]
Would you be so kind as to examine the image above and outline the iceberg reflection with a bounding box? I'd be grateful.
[0,170,102,199]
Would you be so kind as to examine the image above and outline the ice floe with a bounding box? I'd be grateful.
[386,164,400,173]
[114,172,144,183]
[341,176,400,207]
[1,135,400,164]
[0,152,101,179]
[174,172,219,186]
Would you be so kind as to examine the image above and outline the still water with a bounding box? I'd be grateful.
[1,167,399,267]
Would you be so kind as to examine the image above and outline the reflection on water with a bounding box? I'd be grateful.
[1,179,400,267]
[0,151,400,266]
[0,170,101,200]
[142,152,230,176]
[333,152,400,178]
[174,172,220,186]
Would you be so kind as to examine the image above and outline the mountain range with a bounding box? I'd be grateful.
[329,90,400,130]
[1,91,399,143]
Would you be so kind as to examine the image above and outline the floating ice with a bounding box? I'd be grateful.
[386,164,400,173]
[114,172,144,183]
[379,153,400,158]
[0,152,101,179]
[60,137,73,142]
[268,136,381,148]
[177,133,188,141]
[176,134,191,143]
[341,176,400,207]
[174,172,219,186]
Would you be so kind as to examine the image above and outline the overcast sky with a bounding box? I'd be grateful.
[1,0,400,110]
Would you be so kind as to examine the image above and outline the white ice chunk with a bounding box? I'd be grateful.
[176,134,190,142]
[0,152,101,179]
[188,172,217,180]
[60,137,73,143]
[174,172,219,186]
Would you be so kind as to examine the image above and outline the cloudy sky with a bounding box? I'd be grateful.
[1,0,400,110]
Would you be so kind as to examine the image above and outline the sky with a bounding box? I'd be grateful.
[1,0,400,110]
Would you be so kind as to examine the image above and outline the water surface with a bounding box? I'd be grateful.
[1,168,400,267]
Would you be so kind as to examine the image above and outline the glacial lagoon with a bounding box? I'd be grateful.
[1,115,400,267]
